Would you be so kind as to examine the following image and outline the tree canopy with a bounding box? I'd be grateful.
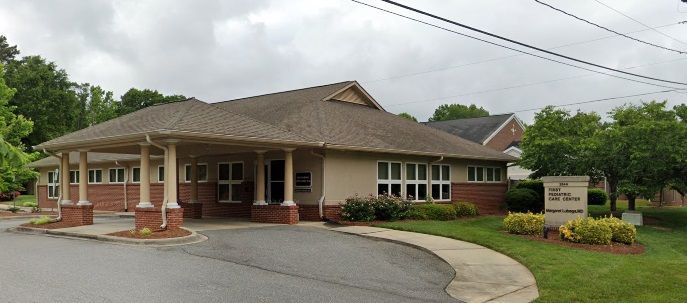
[397,112,418,122]
[428,103,489,122]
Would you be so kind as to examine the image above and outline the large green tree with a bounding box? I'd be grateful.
[0,35,19,64]
[119,88,185,115]
[397,112,418,122]
[75,83,120,128]
[428,103,489,122]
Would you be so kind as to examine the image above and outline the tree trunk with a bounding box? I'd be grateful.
[608,179,618,212]
[628,195,636,211]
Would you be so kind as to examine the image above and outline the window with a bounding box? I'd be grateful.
[131,167,141,183]
[377,161,402,196]
[88,169,102,184]
[184,163,208,182]
[109,168,125,183]
[431,164,451,201]
[218,162,243,202]
[158,166,165,182]
[468,166,503,183]
[47,171,60,199]
[405,163,428,201]
[69,170,79,184]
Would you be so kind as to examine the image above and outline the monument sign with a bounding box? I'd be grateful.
[542,176,590,227]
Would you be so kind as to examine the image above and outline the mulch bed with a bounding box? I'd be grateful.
[518,230,645,255]
[0,211,56,217]
[106,227,191,239]
[20,220,81,230]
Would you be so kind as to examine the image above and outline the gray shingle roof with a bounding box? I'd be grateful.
[27,152,156,168]
[423,114,513,144]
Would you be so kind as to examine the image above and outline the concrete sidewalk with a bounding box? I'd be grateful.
[330,226,539,303]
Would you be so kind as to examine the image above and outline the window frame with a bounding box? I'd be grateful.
[376,161,402,197]
[184,163,208,183]
[217,161,244,203]
[47,170,60,200]
[108,167,126,184]
[404,162,428,202]
[88,169,103,184]
[131,167,141,184]
[157,165,165,183]
[467,165,503,183]
[69,170,79,184]
[431,164,451,201]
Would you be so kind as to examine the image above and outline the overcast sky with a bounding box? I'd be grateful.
[1,0,686,122]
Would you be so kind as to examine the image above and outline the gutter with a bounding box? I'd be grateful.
[145,135,169,229]
[310,149,326,219]
[42,149,62,222]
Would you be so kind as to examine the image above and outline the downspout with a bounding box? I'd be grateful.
[146,135,169,229]
[115,160,129,212]
[42,149,62,222]
[310,149,326,219]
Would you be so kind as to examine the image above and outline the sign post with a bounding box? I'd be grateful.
[542,176,589,228]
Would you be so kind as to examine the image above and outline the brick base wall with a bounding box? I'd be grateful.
[298,204,321,221]
[323,205,342,222]
[135,207,184,230]
[61,204,94,226]
[452,182,508,215]
[251,205,299,224]
[179,202,203,219]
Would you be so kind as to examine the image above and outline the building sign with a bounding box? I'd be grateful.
[295,172,312,192]
[542,176,589,227]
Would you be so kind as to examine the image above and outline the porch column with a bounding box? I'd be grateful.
[189,156,198,203]
[77,150,91,205]
[166,140,180,208]
[254,151,267,205]
[281,148,295,206]
[137,143,153,208]
[60,152,72,205]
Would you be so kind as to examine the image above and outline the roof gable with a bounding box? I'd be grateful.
[321,82,385,111]
[424,114,514,144]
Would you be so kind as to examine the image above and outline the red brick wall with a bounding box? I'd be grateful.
[298,204,321,221]
[134,207,183,230]
[484,118,523,151]
[452,182,507,215]
[323,205,342,222]
[61,204,93,226]
[251,205,299,224]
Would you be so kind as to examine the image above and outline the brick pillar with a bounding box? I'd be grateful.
[135,207,184,230]
[61,204,94,226]
[251,204,299,224]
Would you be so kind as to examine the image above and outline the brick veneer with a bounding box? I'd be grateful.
[484,118,523,151]
[323,205,342,222]
[251,205,299,224]
[61,204,94,226]
[179,202,203,219]
[298,204,321,221]
[452,182,508,215]
[135,207,184,230]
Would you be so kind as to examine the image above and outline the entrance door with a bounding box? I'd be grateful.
[267,160,285,203]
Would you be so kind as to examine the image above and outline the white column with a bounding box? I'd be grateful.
[281,148,295,206]
[254,151,267,205]
[137,143,153,208]
[77,151,91,205]
[60,152,72,205]
[166,140,180,208]
[189,156,199,203]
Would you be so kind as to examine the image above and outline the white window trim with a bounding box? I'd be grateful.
[217,161,244,203]
[108,167,126,184]
[184,163,208,183]
[88,169,103,184]
[377,161,402,196]
[157,165,165,183]
[467,165,504,183]
[431,164,451,201]
[131,167,141,184]
[69,170,80,185]
[404,162,428,202]
[47,171,60,200]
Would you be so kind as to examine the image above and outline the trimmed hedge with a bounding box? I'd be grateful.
[503,212,544,235]
[505,188,541,213]
[341,194,411,222]
[407,204,457,221]
[454,201,479,217]
[559,217,613,245]
[515,179,544,212]
[341,195,376,222]
[599,217,637,244]
[588,189,608,206]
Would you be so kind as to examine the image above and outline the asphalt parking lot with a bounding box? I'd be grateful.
[0,219,456,302]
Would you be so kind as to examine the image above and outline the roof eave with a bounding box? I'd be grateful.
[325,143,516,162]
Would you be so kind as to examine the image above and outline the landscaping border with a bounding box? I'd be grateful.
[9,226,207,246]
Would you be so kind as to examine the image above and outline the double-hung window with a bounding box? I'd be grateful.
[158,166,165,182]
[468,166,502,183]
[131,167,141,183]
[184,164,208,182]
[88,169,102,184]
[405,163,428,201]
[377,161,402,196]
[47,171,60,199]
[109,168,125,183]
[218,162,243,202]
[431,164,451,201]
[69,170,79,184]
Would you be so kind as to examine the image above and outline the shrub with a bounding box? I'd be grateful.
[559,217,612,245]
[587,189,608,206]
[599,217,637,244]
[22,201,37,208]
[7,206,20,213]
[515,179,544,210]
[407,204,457,220]
[29,216,52,225]
[341,195,376,222]
[373,195,412,221]
[505,188,541,213]
[503,212,544,235]
[454,202,479,217]
[139,227,153,237]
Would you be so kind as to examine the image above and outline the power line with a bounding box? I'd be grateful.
[593,0,687,47]
[386,57,687,107]
[507,89,679,114]
[361,21,683,84]
[534,0,686,55]
[375,0,687,87]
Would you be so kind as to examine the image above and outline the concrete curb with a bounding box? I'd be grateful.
[330,226,539,303]
[9,226,207,246]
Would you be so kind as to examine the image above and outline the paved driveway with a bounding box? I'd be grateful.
[0,219,456,302]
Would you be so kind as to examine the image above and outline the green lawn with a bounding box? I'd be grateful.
[378,203,687,303]
[2,195,36,206]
